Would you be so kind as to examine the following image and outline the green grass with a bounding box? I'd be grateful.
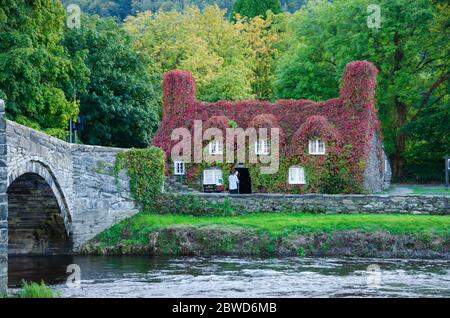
[17,281,60,298]
[95,212,450,246]
[411,188,450,195]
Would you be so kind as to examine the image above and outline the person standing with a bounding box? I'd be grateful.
[228,170,240,194]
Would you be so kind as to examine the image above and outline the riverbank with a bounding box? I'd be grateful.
[81,213,450,259]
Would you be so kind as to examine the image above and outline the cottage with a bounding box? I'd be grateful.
[152,61,391,194]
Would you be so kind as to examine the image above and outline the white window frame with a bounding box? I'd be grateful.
[308,139,326,155]
[203,169,223,185]
[173,161,185,176]
[208,140,223,155]
[288,166,306,185]
[255,139,270,155]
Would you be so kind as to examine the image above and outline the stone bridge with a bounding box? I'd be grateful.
[0,100,138,293]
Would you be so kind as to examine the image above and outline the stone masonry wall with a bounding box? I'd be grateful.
[160,193,449,215]
[6,120,74,236]
[4,120,138,250]
[0,99,140,291]
[70,145,137,249]
[364,133,389,193]
[0,101,7,294]
[8,173,72,255]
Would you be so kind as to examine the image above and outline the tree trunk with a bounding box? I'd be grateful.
[391,32,406,181]
[392,99,407,181]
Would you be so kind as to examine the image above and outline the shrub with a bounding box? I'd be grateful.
[18,281,60,298]
[115,147,166,209]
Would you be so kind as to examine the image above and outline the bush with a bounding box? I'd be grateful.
[18,281,60,298]
[115,147,166,209]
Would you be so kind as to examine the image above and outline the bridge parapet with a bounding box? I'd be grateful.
[70,144,137,248]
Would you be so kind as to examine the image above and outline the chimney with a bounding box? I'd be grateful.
[340,61,378,111]
[162,70,196,119]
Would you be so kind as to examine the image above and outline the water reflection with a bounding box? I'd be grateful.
[8,256,450,298]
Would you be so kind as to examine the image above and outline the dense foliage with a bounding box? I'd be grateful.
[115,147,166,209]
[273,0,449,181]
[1,0,447,182]
[231,0,281,20]
[18,281,61,298]
[235,12,289,100]
[0,0,79,138]
[124,6,256,102]
[63,15,160,147]
[61,0,305,19]
[61,0,132,21]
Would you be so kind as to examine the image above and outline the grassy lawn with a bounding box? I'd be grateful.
[96,213,450,245]
[411,188,450,195]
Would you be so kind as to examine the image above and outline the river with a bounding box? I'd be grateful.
[8,256,450,298]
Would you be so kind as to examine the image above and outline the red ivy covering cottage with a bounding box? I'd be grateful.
[153,61,391,193]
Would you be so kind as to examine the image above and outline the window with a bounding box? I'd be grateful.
[173,161,185,176]
[203,169,223,185]
[308,139,326,155]
[255,139,270,155]
[288,166,305,185]
[209,140,223,155]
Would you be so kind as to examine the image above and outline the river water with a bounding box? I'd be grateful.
[8,256,450,298]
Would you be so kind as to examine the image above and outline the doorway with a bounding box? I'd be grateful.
[235,168,252,194]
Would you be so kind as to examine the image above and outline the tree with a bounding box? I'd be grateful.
[62,0,239,19]
[273,0,449,181]
[280,0,305,13]
[63,15,160,147]
[63,0,306,20]
[61,0,132,21]
[235,12,289,100]
[124,6,256,102]
[231,0,282,20]
[0,0,80,138]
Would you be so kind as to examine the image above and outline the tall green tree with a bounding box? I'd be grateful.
[63,15,160,147]
[231,0,282,20]
[235,12,290,100]
[124,6,255,102]
[273,0,449,181]
[0,0,80,138]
